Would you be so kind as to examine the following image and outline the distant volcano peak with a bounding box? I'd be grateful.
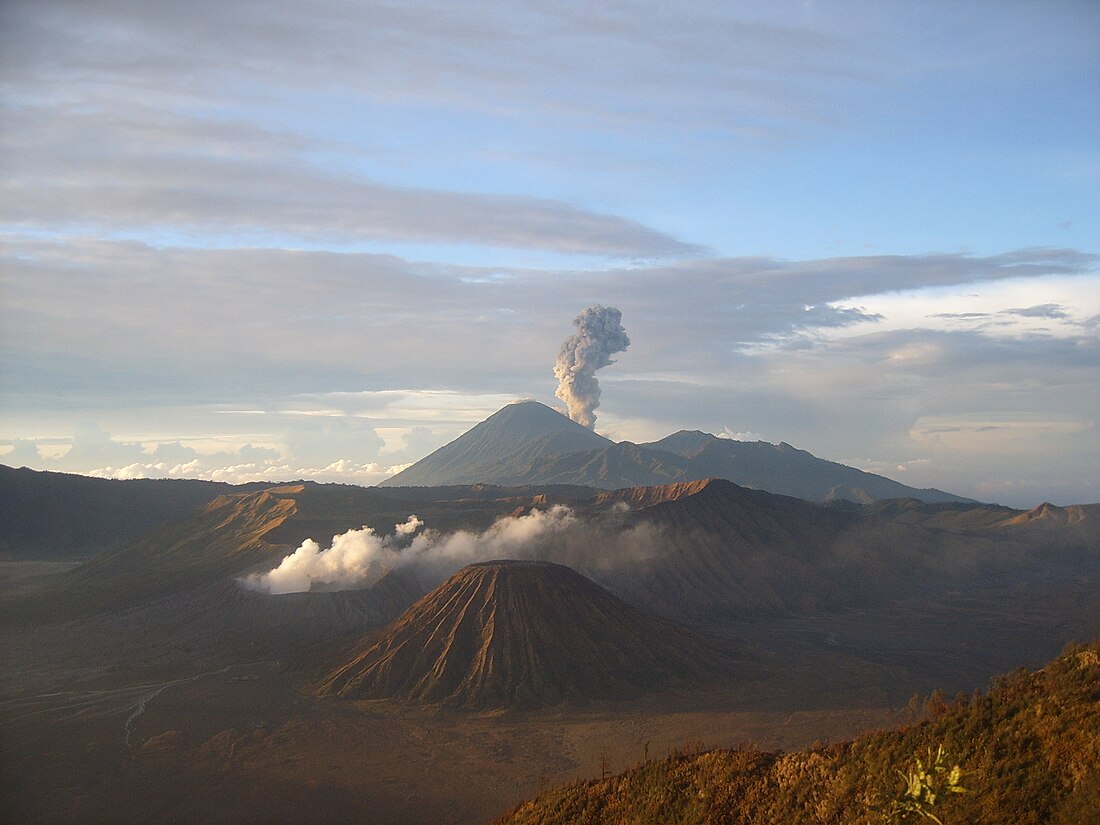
[472,400,592,434]
[380,401,970,505]
[379,400,612,488]
[496,399,565,418]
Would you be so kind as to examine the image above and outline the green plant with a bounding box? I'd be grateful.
[879,745,966,824]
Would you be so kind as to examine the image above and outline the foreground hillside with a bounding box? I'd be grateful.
[498,640,1100,825]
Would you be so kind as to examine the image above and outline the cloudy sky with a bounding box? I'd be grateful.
[1,0,1097,506]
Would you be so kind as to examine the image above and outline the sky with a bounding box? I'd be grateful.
[1,0,1098,507]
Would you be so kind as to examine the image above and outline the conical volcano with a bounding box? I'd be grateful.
[379,400,611,487]
[317,560,731,709]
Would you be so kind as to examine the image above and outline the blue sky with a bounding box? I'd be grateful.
[1,1,1097,506]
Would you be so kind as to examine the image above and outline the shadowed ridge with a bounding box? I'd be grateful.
[640,432,970,504]
[596,479,866,620]
[10,483,420,620]
[850,497,1019,532]
[0,463,251,559]
[317,560,734,709]
[587,479,1100,624]
[502,441,692,489]
[619,478,831,550]
[29,487,304,618]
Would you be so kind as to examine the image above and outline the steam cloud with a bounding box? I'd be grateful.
[242,506,662,595]
[244,515,424,595]
[554,305,630,429]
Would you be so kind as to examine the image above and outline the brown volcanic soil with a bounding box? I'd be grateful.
[319,560,734,709]
[3,560,1098,825]
[593,478,715,509]
[3,478,1099,824]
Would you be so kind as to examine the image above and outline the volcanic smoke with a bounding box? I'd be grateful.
[241,505,663,595]
[554,305,630,429]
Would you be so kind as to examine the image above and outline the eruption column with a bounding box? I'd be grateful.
[554,305,630,429]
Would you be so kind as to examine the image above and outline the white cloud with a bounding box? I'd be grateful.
[87,462,155,480]
[168,459,202,476]
[909,415,1093,453]
[822,274,1100,341]
[719,429,764,442]
[76,457,412,486]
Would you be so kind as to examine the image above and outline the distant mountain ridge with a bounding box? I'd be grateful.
[642,430,968,503]
[382,401,970,504]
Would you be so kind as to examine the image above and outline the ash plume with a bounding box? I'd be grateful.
[553,305,630,429]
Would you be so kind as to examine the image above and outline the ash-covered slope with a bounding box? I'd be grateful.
[584,478,1098,622]
[999,501,1100,528]
[596,479,877,619]
[27,484,310,618]
[380,401,611,487]
[488,441,694,488]
[318,560,733,709]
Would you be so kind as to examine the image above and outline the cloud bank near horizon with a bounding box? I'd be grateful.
[1,2,1097,507]
[2,238,1097,505]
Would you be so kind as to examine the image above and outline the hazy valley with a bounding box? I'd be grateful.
[2,403,1098,823]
